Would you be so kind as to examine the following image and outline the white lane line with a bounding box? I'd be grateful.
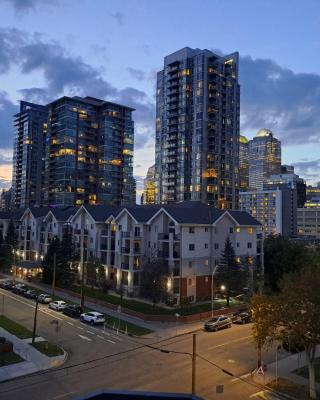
[231,372,251,383]
[96,335,104,339]
[107,339,116,344]
[86,330,95,335]
[207,335,252,350]
[77,326,84,330]
[78,334,92,342]
[66,321,74,326]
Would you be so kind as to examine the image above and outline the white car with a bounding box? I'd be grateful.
[38,294,53,304]
[80,311,105,325]
[49,300,67,311]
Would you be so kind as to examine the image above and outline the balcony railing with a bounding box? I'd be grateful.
[121,247,130,254]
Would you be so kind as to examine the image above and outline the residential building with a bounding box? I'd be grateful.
[44,96,135,207]
[155,47,240,209]
[0,188,12,211]
[248,129,281,190]
[265,171,306,208]
[4,202,262,303]
[297,207,320,238]
[143,165,156,204]
[239,135,249,190]
[12,101,48,209]
[240,187,297,237]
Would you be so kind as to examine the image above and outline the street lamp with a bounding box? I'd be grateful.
[220,284,226,292]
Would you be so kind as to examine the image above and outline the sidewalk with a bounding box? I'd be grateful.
[0,326,66,382]
[0,274,203,337]
[253,346,320,393]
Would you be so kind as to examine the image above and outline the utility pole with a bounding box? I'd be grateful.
[80,226,85,309]
[1,294,4,315]
[52,252,56,297]
[32,296,39,344]
[192,333,197,395]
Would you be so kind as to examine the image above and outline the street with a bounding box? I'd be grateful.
[0,288,285,400]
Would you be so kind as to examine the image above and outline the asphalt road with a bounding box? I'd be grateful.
[0,287,286,400]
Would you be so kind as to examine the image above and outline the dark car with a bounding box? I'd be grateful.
[12,284,28,295]
[1,281,16,290]
[232,311,252,324]
[63,305,83,318]
[24,289,38,299]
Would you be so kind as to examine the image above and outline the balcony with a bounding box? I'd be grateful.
[121,263,129,270]
[122,231,131,238]
[121,247,130,254]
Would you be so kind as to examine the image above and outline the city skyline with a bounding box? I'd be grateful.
[1,0,320,199]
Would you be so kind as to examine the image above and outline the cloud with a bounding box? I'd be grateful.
[292,159,320,184]
[0,91,19,148]
[240,55,320,145]
[111,12,124,26]
[127,67,145,81]
[1,0,60,13]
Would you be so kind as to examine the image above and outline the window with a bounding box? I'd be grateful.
[247,228,253,234]
[236,227,241,233]
[148,241,150,248]
[91,224,93,230]
[205,227,208,232]
[153,243,156,248]
[154,225,158,232]
[148,226,151,232]
[214,243,219,250]
[90,237,93,243]
[189,244,195,251]
[237,242,240,248]
[247,242,252,249]
[189,227,195,234]
[204,243,208,248]
[188,261,192,268]
[204,259,209,266]
[188,278,192,286]
[118,225,122,232]
[205,276,209,283]
[229,227,233,233]
[54,223,56,228]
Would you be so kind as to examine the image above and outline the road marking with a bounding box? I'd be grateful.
[228,359,236,363]
[231,372,251,382]
[207,335,252,350]
[86,330,95,335]
[78,334,92,342]
[97,335,104,339]
[77,326,84,330]
[107,339,116,344]
[66,321,74,326]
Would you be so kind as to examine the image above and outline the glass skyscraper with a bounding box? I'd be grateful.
[239,135,249,190]
[155,47,240,209]
[248,129,281,191]
[12,101,48,209]
[12,96,135,208]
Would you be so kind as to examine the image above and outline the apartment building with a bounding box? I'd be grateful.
[3,202,261,303]
[297,207,320,238]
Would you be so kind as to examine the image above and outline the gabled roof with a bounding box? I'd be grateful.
[0,208,25,221]
[228,210,262,226]
[47,206,77,222]
[123,205,161,223]
[83,205,122,222]
[163,202,224,224]
[20,207,50,221]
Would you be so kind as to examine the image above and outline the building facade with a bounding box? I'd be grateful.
[143,165,156,204]
[12,101,48,209]
[155,47,240,209]
[240,187,297,237]
[0,188,12,211]
[239,135,249,190]
[248,129,281,191]
[297,207,320,238]
[5,202,262,303]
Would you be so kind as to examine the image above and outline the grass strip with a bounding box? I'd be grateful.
[31,341,64,357]
[0,351,24,367]
[0,315,33,339]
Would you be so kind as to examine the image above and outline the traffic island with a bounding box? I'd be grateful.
[0,351,23,367]
[31,341,64,357]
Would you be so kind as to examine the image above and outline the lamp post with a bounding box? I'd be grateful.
[211,264,219,318]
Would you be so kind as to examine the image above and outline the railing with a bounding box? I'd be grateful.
[121,247,130,254]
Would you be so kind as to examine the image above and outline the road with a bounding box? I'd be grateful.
[0,287,286,400]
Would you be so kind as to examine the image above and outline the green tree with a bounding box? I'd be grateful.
[140,257,168,306]
[216,237,246,306]
[0,220,18,271]
[42,237,60,284]
[264,235,307,291]
[5,219,17,248]
[251,264,320,399]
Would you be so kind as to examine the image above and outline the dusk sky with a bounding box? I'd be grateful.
[1,0,320,197]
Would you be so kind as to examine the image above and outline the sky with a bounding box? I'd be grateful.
[1,0,320,198]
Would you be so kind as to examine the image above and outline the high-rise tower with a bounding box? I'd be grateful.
[155,47,240,209]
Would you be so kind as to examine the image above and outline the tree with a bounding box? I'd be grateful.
[264,235,307,291]
[216,237,246,306]
[140,258,168,306]
[251,264,320,399]
[5,219,17,248]
[0,220,18,271]
[42,237,60,284]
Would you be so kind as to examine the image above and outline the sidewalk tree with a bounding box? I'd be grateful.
[251,265,320,399]
[216,237,246,306]
[140,257,168,305]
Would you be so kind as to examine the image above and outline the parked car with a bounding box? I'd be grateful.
[49,300,67,311]
[0,280,15,290]
[204,315,232,332]
[80,311,105,325]
[38,294,53,304]
[12,284,28,295]
[232,311,252,324]
[63,305,83,318]
[24,289,38,299]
